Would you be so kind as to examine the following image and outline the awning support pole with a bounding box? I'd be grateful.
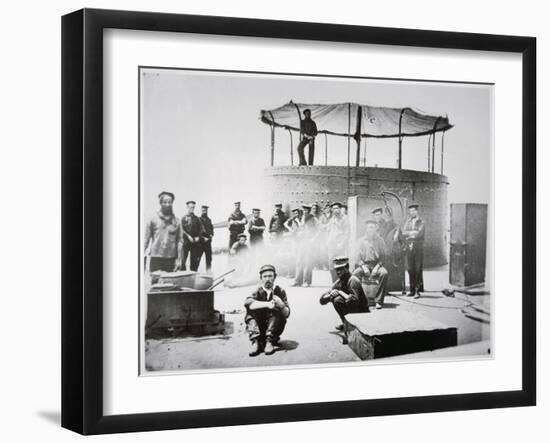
[355,105,362,167]
[363,137,367,167]
[270,125,275,167]
[441,131,446,174]
[427,134,432,172]
[347,103,351,196]
[431,117,442,173]
[324,133,328,166]
[268,111,277,167]
[287,128,294,166]
[398,108,406,169]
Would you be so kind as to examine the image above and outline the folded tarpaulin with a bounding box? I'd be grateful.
[260,102,452,138]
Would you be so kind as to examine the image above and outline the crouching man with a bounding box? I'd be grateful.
[320,257,369,344]
[244,265,290,356]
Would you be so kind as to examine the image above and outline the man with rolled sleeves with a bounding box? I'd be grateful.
[181,200,204,271]
[320,257,369,344]
[353,220,388,309]
[400,203,425,298]
[248,208,266,247]
[199,205,214,273]
[144,191,183,273]
[227,201,247,249]
[244,265,290,356]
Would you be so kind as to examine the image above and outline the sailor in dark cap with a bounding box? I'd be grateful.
[297,108,318,166]
[400,203,425,298]
[326,202,349,282]
[230,233,249,256]
[180,200,204,271]
[248,208,266,246]
[144,191,183,274]
[198,205,214,272]
[269,202,288,241]
[320,257,369,344]
[292,203,317,287]
[227,201,247,249]
[244,265,290,356]
[353,220,388,309]
[372,206,397,241]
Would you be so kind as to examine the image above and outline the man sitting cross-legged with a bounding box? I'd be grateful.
[244,265,291,356]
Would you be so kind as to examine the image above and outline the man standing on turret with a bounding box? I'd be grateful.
[297,108,318,166]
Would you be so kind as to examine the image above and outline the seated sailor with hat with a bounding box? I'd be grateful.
[320,257,370,344]
[353,219,389,309]
[244,265,291,356]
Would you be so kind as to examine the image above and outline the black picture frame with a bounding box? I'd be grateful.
[61,8,536,435]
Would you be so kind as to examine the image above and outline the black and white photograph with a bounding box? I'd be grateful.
[140,67,492,373]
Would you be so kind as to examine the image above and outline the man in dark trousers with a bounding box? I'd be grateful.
[296,108,318,166]
[181,200,204,271]
[353,220,388,309]
[292,203,317,287]
[199,205,214,273]
[320,257,369,344]
[268,203,288,241]
[227,201,247,249]
[248,208,266,247]
[400,203,425,298]
[244,264,290,356]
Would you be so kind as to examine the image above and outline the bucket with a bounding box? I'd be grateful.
[194,274,214,290]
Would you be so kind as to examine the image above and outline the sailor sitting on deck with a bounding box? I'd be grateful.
[320,257,370,344]
[352,219,389,310]
[244,265,291,356]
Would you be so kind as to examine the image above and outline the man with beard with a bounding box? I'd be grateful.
[353,220,389,309]
[244,265,290,356]
[227,201,247,249]
[181,200,204,271]
[320,257,369,344]
[372,206,397,241]
[144,191,183,273]
[199,205,214,273]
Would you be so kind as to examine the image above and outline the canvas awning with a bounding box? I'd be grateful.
[260,101,452,138]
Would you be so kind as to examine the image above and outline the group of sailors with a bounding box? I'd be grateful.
[144,190,426,307]
[144,190,427,356]
[143,192,214,274]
